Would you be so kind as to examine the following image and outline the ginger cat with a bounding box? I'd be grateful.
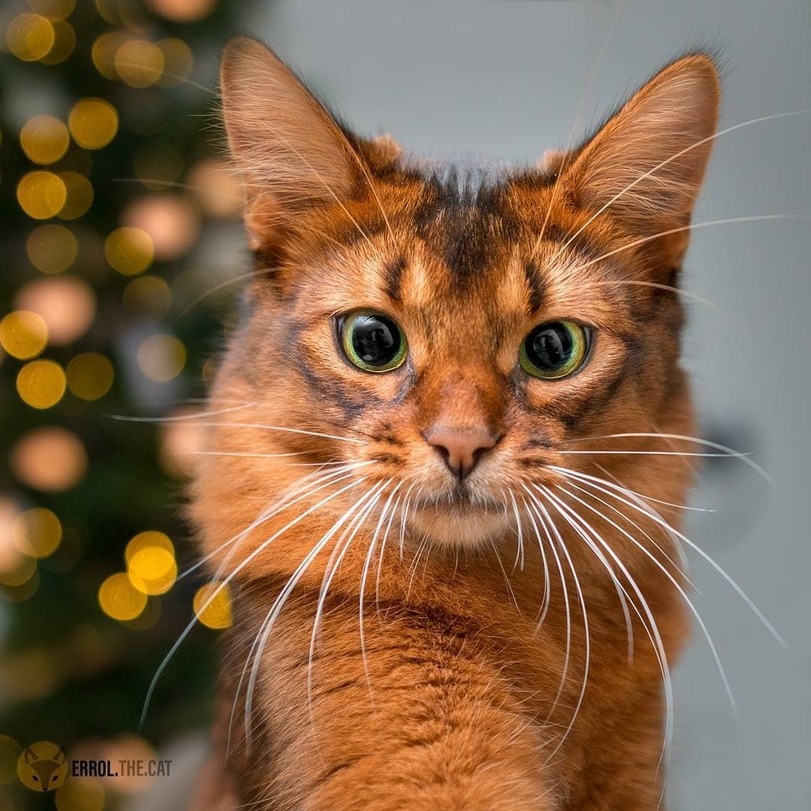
[188,38,719,810]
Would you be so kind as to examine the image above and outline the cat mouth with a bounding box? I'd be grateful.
[414,492,505,513]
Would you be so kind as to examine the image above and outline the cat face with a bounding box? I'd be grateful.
[193,40,718,561]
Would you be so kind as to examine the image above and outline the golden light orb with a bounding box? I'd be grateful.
[11,427,87,491]
[6,13,55,62]
[136,334,186,382]
[0,499,25,577]
[115,38,165,88]
[122,275,172,318]
[57,172,94,220]
[68,98,118,150]
[125,530,174,563]
[27,224,78,274]
[16,360,66,409]
[40,19,76,65]
[98,572,147,621]
[20,115,70,165]
[17,170,67,219]
[104,226,154,275]
[66,353,114,401]
[157,38,194,88]
[91,31,128,80]
[55,776,105,811]
[27,0,76,18]
[0,553,36,588]
[14,508,62,558]
[0,311,48,360]
[127,547,177,595]
[123,195,200,261]
[15,277,96,345]
[193,581,233,629]
[188,158,244,217]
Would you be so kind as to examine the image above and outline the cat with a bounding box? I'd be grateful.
[187,36,719,810]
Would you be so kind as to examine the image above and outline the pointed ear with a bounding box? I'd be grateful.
[220,38,360,247]
[565,55,720,238]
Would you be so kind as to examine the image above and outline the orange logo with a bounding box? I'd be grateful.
[17,741,68,792]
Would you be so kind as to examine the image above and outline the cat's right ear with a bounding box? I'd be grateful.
[220,38,360,249]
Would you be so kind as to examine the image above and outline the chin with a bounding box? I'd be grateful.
[408,505,510,550]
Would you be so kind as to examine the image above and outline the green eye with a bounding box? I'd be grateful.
[340,310,408,373]
[519,320,591,379]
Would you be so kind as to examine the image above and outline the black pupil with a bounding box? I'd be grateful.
[351,315,400,366]
[527,323,573,369]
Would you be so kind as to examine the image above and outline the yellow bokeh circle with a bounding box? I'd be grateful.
[66,353,114,401]
[68,99,118,150]
[98,572,147,621]
[6,14,55,62]
[16,360,66,409]
[104,227,153,275]
[27,225,78,274]
[17,171,67,219]
[127,547,177,595]
[0,311,48,360]
[20,116,70,165]
[14,508,62,559]
[58,172,94,220]
[193,582,233,629]
[115,39,165,88]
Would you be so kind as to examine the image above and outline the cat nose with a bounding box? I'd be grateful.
[425,426,497,480]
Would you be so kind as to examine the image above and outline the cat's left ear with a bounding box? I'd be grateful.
[563,54,720,247]
[220,38,366,248]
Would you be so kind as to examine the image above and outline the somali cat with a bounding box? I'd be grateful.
[188,37,719,810]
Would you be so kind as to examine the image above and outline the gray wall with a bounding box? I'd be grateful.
[244,2,811,807]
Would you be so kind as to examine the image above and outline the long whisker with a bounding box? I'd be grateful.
[108,401,257,423]
[518,495,552,627]
[559,431,775,488]
[174,421,368,445]
[143,472,368,728]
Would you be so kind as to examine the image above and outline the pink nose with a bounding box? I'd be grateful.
[425,427,497,480]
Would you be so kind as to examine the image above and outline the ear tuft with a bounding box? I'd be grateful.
[220,38,359,224]
[566,54,720,235]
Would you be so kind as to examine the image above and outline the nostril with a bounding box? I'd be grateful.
[425,426,498,480]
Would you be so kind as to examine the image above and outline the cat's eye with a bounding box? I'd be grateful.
[339,310,408,373]
[519,320,590,379]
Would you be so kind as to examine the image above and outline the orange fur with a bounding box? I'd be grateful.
[189,39,719,809]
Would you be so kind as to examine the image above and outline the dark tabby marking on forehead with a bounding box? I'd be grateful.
[189,38,722,811]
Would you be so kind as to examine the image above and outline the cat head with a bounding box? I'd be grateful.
[192,39,718,566]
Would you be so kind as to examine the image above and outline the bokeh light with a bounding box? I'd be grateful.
[137,334,186,382]
[157,38,194,87]
[104,226,154,275]
[15,277,96,344]
[55,776,105,811]
[27,224,78,274]
[188,158,244,217]
[193,581,233,629]
[58,172,94,220]
[91,31,128,80]
[27,0,76,18]
[125,531,177,595]
[17,170,67,219]
[123,275,172,318]
[40,20,76,65]
[160,407,204,476]
[68,98,118,150]
[14,508,63,558]
[146,0,217,22]
[0,310,48,360]
[66,352,114,400]
[0,552,36,588]
[98,572,147,621]
[0,498,25,577]
[115,38,165,88]
[6,13,55,62]
[123,195,200,260]
[20,115,70,165]
[16,359,66,409]
[11,427,87,491]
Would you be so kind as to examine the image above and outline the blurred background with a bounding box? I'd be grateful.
[0,1,808,809]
